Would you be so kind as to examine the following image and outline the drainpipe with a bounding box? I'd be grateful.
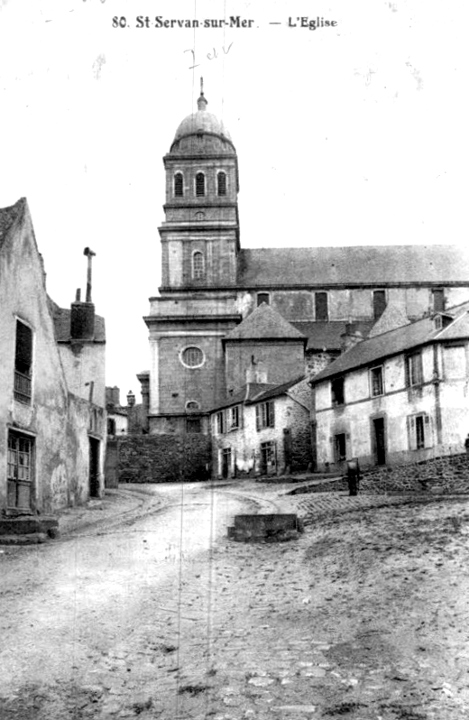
[432,344,443,446]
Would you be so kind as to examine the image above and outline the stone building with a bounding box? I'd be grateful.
[142,87,469,437]
[210,375,312,479]
[310,301,469,472]
[0,198,106,516]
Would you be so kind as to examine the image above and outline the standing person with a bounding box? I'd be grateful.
[347,458,360,496]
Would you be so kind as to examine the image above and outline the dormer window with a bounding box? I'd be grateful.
[196,172,205,196]
[174,172,184,197]
[192,251,205,280]
[217,171,227,196]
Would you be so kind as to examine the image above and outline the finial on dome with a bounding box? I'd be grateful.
[197,77,208,111]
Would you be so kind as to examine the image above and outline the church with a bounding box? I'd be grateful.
[140,87,469,437]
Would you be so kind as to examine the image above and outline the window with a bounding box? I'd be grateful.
[407,413,431,450]
[196,172,205,196]
[217,171,227,196]
[7,431,34,511]
[14,320,33,404]
[260,441,277,473]
[331,377,344,406]
[257,293,270,307]
[315,292,329,321]
[370,366,384,397]
[181,346,204,368]
[107,418,116,435]
[216,411,225,434]
[405,352,423,387]
[174,172,184,197]
[255,401,275,430]
[373,290,387,321]
[186,400,200,411]
[192,251,205,280]
[443,345,466,379]
[432,288,445,313]
[186,417,201,434]
[230,406,240,430]
[334,433,346,462]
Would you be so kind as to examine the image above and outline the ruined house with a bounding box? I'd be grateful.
[0,198,106,517]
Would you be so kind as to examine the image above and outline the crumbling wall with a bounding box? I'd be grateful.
[116,434,211,483]
[361,452,469,494]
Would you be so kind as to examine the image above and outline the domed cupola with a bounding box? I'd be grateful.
[169,82,236,156]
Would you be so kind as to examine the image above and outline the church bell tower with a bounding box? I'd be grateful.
[144,83,242,435]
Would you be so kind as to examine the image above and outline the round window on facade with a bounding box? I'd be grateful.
[180,346,204,369]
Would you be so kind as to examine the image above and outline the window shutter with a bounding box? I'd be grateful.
[407,415,417,450]
[256,405,260,431]
[405,357,410,387]
[424,415,433,448]
[269,401,275,428]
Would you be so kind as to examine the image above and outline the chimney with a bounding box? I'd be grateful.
[340,323,364,353]
[70,249,97,341]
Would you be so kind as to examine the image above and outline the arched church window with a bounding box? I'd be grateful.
[181,346,204,368]
[192,251,205,280]
[196,172,205,196]
[174,173,184,197]
[217,171,227,196]
[186,400,200,411]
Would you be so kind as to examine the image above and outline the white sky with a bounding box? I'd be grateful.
[1,0,468,399]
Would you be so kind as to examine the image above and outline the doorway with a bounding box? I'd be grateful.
[89,438,100,497]
[373,418,386,465]
[221,448,231,479]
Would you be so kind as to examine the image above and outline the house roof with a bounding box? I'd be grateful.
[248,375,306,404]
[0,198,25,250]
[224,302,306,342]
[311,302,469,384]
[209,375,306,412]
[291,321,374,351]
[237,246,469,288]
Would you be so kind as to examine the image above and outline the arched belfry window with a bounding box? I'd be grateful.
[217,171,227,196]
[192,251,205,280]
[174,173,184,197]
[196,172,205,196]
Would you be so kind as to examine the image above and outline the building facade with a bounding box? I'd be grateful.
[0,198,106,516]
[143,88,469,436]
[310,302,469,472]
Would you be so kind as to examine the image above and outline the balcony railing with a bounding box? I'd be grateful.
[14,370,32,404]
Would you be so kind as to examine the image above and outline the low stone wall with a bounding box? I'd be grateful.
[361,452,469,495]
[116,435,211,483]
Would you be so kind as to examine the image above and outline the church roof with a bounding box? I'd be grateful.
[237,246,469,287]
[311,301,469,384]
[291,321,373,351]
[172,89,233,145]
[223,303,306,342]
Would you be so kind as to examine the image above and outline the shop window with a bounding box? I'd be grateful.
[14,320,33,404]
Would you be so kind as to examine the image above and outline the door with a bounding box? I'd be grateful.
[7,431,34,513]
[89,438,100,497]
[221,448,231,479]
[373,418,386,465]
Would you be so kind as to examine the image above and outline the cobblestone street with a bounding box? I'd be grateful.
[1,483,469,719]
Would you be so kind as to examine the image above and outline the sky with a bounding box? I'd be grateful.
[1,0,468,399]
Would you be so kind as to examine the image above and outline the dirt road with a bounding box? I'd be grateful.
[1,484,469,720]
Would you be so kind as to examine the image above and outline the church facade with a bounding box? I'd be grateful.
[142,89,469,437]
